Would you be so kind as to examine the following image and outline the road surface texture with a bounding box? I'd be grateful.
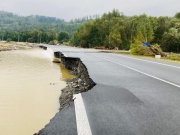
[40,45,180,135]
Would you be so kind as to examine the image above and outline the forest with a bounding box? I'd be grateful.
[73,10,180,53]
[0,11,98,43]
[1,10,180,53]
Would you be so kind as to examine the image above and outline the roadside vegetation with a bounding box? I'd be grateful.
[72,10,180,52]
[130,44,166,56]
[166,53,180,61]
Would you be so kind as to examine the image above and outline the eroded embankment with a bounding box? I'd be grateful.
[35,48,96,135]
[54,52,96,110]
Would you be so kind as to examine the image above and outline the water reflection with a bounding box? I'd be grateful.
[0,49,66,135]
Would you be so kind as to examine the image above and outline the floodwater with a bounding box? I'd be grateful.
[0,48,69,135]
[60,63,75,81]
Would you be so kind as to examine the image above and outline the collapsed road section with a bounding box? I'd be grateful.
[35,48,96,135]
[56,51,96,110]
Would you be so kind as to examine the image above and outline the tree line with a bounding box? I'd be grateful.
[0,11,101,44]
[73,10,180,53]
[0,29,70,44]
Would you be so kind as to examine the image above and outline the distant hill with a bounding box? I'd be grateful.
[0,11,98,34]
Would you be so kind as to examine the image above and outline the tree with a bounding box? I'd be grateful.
[162,27,180,52]
[39,29,48,43]
[0,31,4,41]
[109,29,122,49]
[74,21,94,48]
[153,16,170,44]
[133,14,157,43]
[89,26,99,47]
[38,30,42,43]
[175,12,180,19]
[48,29,57,41]
[58,32,69,43]
[31,29,39,43]
[21,30,31,42]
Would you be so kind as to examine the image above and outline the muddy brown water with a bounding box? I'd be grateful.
[0,48,72,135]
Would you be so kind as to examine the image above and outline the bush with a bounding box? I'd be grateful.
[49,41,54,45]
[166,53,180,61]
[130,43,166,57]
[49,40,58,45]
[63,42,70,46]
[130,44,154,56]
[6,38,12,42]
[27,38,34,43]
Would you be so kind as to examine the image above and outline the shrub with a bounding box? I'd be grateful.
[27,38,34,43]
[63,42,70,46]
[166,53,180,61]
[49,40,59,45]
[130,44,154,56]
[49,41,54,45]
[130,43,166,57]
[6,38,12,42]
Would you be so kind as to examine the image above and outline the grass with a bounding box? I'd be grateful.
[166,53,180,61]
[0,42,14,50]
[100,50,130,55]
[100,48,180,63]
[0,43,12,47]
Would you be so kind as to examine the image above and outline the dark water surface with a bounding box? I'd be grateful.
[0,48,67,135]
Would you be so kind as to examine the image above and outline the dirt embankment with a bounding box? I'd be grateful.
[59,56,96,110]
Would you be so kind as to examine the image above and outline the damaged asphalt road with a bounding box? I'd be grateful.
[36,45,180,135]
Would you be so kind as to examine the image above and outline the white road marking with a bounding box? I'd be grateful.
[109,53,180,69]
[96,55,180,89]
[74,93,92,135]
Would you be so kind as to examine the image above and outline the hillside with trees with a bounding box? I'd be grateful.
[0,11,98,43]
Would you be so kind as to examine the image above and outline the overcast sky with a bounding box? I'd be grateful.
[0,0,180,21]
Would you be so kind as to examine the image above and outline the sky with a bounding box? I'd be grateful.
[0,0,180,21]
